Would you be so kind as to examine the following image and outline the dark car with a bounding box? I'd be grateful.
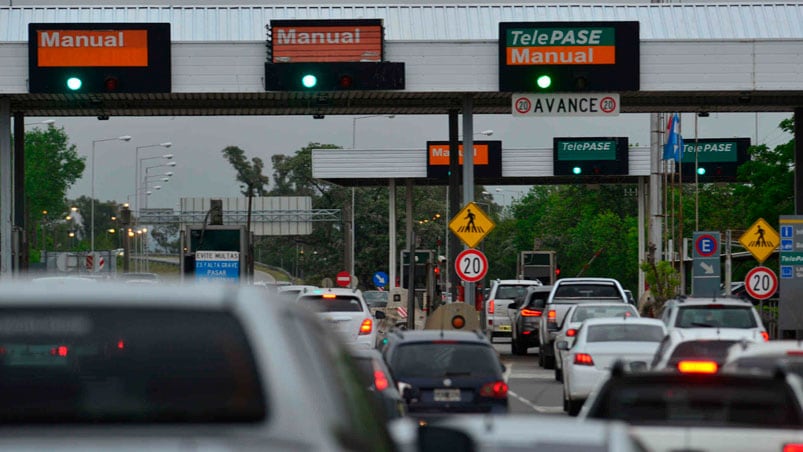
[509,285,552,355]
[382,330,508,420]
[349,348,406,420]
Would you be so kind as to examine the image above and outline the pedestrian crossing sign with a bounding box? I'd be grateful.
[739,218,779,264]
[449,201,496,248]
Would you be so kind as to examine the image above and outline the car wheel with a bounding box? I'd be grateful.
[516,338,528,356]
[538,348,545,367]
[510,338,519,355]
[562,386,568,412]
[555,367,563,382]
[544,353,555,370]
[567,398,582,417]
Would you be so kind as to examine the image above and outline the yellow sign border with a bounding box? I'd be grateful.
[738,218,779,264]
[448,201,496,248]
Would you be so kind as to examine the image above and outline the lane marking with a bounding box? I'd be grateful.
[508,389,564,414]
[503,362,564,414]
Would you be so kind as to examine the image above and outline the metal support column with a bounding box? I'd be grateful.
[0,98,11,279]
[462,95,475,309]
[389,179,396,289]
[649,112,664,264]
[448,109,460,301]
[13,112,25,272]
[405,179,415,330]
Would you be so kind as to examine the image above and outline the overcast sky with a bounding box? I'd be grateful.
[34,111,790,211]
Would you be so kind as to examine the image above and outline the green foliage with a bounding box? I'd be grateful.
[639,260,680,316]
[221,146,269,196]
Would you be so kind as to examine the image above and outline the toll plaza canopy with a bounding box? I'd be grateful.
[2,3,803,116]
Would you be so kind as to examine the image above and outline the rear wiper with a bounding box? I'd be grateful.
[691,322,716,327]
[443,371,472,377]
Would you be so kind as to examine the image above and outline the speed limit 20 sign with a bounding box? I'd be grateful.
[455,249,488,283]
[744,266,778,300]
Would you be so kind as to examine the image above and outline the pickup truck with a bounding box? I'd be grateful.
[537,277,628,369]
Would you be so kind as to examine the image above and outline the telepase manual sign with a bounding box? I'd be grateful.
[513,93,619,117]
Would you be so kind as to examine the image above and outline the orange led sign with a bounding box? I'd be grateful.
[37,30,149,67]
[270,19,384,63]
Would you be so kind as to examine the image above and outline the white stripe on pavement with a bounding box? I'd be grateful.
[503,362,564,414]
[508,390,565,414]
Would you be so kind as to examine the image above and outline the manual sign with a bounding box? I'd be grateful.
[513,92,619,117]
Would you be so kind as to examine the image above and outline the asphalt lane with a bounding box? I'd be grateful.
[493,338,566,415]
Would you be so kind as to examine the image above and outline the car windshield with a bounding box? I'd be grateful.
[363,291,389,307]
[390,342,500,378]
[586,324,665,342]
[592,378,803,428]
[571,305,636,322]
[297,294,364,312]
[495,285,534,300]
[675,305,757,328]
[0,308,265,423]
[554,284,619,298]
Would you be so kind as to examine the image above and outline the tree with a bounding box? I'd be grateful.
[23,126,85,261]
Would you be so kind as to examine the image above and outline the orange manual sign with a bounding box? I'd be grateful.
[36,30,149,67]
[272,23,383,63]
[428,144,489,166]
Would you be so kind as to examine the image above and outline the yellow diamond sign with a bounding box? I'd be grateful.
[739,218,779,264]
[449,202,496,248]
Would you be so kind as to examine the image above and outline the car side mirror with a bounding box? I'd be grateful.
[556,340,569,350]
[374,310,386,319]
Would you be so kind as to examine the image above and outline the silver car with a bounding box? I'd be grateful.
[0,281,396,451]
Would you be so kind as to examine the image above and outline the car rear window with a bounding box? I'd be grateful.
[495,285,536,300]
[390,342,501,378]
[526,292,549,309]
[586,324,665,342]
[571,305,636,322]
[0,308,266,423]
[675,305,757,328]
[668,340,739,365]
[297,295,364,312]
[591,378,803,428]
[554,284,619,298]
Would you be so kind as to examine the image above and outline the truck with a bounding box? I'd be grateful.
[537,277,628,369]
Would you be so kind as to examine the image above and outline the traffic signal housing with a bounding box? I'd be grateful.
[265,62,405,91]
[678,138,750,183]
[553,137,629,177]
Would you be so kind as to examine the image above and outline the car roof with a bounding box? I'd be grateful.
[666,328,759,342]
[726,340,803,359]
[666,296,752,306]
[580,317,663,327]
[277,284,318,292]
[493,279,543,285]
[555,277,621,284]
[387,329,489,344]
[298,287,363,296]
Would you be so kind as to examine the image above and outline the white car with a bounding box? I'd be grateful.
[558,317,666,416]
[295,287,384,350]
[0,282,397,450]
[485,279,542,342]
[553,302,639,382]
[659,296,768,342]
[722,339,803,376]
[650,328,764,372]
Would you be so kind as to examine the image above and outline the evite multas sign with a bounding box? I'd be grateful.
[499,21,639,93]
[28,23,171,94]
[270,19,384,63]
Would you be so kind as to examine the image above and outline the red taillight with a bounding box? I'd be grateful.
[488,300,495,314]
[761,331,770,342]
[50,345,68,357]
[359,318,373,335]
[677,360,718,374]
[566,329,577,337]
[117,340,125,350]
[547,310,557,321]
[787,350,803,357]
[373,369,389,391]
[0,346,6,355]
[479,380,508,399]
[574,353,594,366]
[784,444,803,452]
[521,309,542,317]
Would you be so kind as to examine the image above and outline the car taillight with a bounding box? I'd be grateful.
[761,331,770,342]
[784,444,803,452]
[488,300,495,314]
[547,310,557,322]
[677,360,718,374]
[574,353,594,366]
[359,318,373,335]
[479,380,508,399]
[322,293,337,299]
[49,345,68,357]
[788,350,803,357]
[566,328,577,337]
[117,340,125,350]
[373,369,389,391]
[521,308,542,317]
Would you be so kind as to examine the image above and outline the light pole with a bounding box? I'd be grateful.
[136,150,172,215]
[92,135,132,254]
[351,115,394,280]
[141,162,176,211]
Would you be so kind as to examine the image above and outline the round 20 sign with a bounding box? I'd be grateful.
[455,249,488,283]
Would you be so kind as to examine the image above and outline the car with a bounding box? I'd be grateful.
[276,284,319,303]
[538,277,629,369]
[558,317,666,415]
[659,295,768,342]
[649,329,748,372]
[484,279,542,342]
[509,285,552,356]
[413,414,645,452]
[349,348,407,420]
[581,362,803,452]
[295,287,384,350]
[722,339,803,377]
[364,290,390,309]
[553,302,639,382]
[0,281,398,451]
[381,329,508,420]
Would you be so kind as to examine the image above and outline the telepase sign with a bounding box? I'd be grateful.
[513,92,619,116]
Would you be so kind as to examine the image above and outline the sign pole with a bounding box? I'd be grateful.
[462,95,475,309]
[406,231,416,331]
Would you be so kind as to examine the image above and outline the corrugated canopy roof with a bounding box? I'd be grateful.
[2,3,803,42]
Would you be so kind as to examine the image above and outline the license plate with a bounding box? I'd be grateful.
[498,325,512,332]
[434,389,461,402]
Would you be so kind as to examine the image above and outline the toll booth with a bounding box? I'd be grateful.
[518,251,556,285]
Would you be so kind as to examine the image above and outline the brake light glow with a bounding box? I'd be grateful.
[521,309,542,317]
[547,310,557,321]
[359,318,373,335]
[566,329,577,337]
[373,369,389,391]
[761,331,770,342]
[574,353,594,366]
[787,350,803,357]
[117,340,125,350]
[50,345,68,357]
[488,301,495,314]
[677,360,718,374]
[322,293,337,299]
[783,444,803,452]
[479,380,508,398]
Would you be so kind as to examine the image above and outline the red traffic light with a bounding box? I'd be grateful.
[434,267,441,275]
[338,74,353,89]
[104,76,119,91]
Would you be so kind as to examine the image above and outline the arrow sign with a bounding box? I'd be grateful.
[372,271,389,288]
[700,261,715,274]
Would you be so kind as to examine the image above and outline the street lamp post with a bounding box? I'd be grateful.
[92,135,132,254]
[136,150,173,215]
[141,162,175,211]
[351,115,394,280]
[135,143,171,213]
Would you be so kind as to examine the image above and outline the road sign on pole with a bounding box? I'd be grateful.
[744,266,778,301]
[739,218,779,264]
[692,231,721,297]
[336,270,351,287]
[455,249,488,283]
[449,202,495,249]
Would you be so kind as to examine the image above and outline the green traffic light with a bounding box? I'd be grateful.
[536,74,552,89]
[697,167,706,175]
[301,74,318,89]
[66,77,82,91]
[572,166,582,175]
